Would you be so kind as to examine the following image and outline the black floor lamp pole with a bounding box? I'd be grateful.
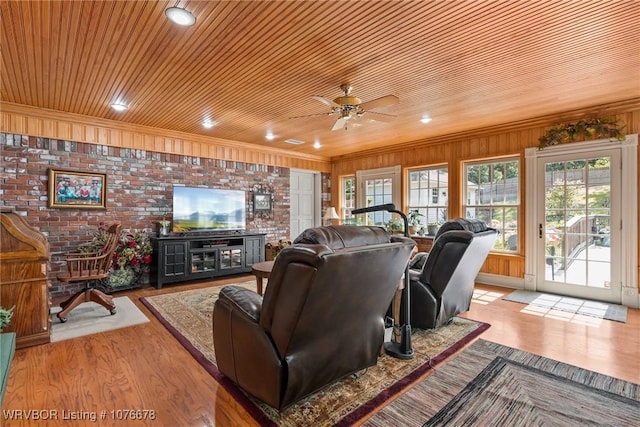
[351,203,414,360]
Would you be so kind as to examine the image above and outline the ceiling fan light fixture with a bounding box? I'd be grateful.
[265,131,275,141]
[420,115,432,124]
[309,85,399,131]
[165,7,196,26]
[202,119,214,128]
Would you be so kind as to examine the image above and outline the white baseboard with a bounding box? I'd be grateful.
[476,273,524,289]
[621,286,640,309]
[477,273,640,308]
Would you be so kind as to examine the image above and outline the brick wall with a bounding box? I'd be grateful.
[0,133,306,298]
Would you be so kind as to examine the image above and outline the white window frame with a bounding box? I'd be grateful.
[341,175,356,223]
[463,157,520,252]
[406,165,449,228]
[355,165,401,226]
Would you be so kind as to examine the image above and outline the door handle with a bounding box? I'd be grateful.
[539,223,543,239]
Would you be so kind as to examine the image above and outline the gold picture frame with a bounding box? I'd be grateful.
[48,168,107,209]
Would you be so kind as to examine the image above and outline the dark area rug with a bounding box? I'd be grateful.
[364,339,640,426]
[140,281,490,426]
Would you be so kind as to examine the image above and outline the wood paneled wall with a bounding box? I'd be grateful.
[0,102,332,173]
[2,100,639,284]
[332,106,640,282]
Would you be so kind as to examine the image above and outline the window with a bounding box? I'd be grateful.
[355,166,401,227]
[407,166,449,228]
[341,176,355,223]
[464,158,520,251]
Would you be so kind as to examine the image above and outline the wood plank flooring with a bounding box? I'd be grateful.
[2,278,638,426]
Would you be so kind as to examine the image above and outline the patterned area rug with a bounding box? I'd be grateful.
[140,281,490,426]
[503,290,627,322]
[364,339,640,426]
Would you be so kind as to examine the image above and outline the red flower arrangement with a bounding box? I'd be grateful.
[112,231,153,270]
[83,223,153,288]
[265,239,291,260]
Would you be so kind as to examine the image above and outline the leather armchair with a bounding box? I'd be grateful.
[398,218,498,329]
[213,225,415,410]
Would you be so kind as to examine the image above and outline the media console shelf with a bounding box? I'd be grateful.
[150,232,265,288]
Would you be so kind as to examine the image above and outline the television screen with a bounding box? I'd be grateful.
[172,186,246,232]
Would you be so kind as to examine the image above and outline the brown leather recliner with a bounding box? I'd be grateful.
[398,218,498,329]
[213,225,415,410]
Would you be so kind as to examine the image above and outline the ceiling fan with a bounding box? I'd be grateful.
[297,84,399,131]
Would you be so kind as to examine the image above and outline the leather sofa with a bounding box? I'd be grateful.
[398,218,498,329]
[213,225,415,410]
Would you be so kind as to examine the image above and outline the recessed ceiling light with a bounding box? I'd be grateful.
[313,141,321,149]
[165,7,196,26]
[265,131,275,141]
[420,115,432,124]
[111,103,128,112]
[202,119,214,129]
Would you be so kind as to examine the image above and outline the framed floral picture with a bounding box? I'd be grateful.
[48,168,107,209]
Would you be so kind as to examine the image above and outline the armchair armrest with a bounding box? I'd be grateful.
[58,251,111,281]
[213,285,283,407]
[218,285,262,323]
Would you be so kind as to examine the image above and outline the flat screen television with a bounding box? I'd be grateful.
[172,186,246,233]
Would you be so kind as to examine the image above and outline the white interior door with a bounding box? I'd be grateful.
[290,170,319,240]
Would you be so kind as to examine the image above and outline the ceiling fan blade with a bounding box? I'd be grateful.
[289,112,333,120]
[363,111,397,123]
[360,94,399,111]
[312,95,341,108]
[331,117,348,131]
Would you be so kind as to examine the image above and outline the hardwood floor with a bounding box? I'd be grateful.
[2,278,638,426]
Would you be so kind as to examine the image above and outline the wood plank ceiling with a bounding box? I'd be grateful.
[1,0,639,158]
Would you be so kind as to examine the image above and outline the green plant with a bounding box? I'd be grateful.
[0,306,14,330]
[538,117,625,149]
[385,218,403,231]
[427,223,440,235]
[407,210,424,226]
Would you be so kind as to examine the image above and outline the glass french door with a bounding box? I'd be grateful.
[537,150,621,303]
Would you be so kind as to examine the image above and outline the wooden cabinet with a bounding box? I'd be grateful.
[412,235,435,253]
[244,236,265,266]
[0,208,50,349]
[151,233,265,288]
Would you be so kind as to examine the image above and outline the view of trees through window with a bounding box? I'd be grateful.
[464,158,520,251]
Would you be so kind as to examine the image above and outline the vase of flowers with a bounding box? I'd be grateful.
[265,240,291,260]
[157,218,171,237]
[82,223,153,291]
[110,230,153,289]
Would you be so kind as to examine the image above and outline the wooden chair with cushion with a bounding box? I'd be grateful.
[56,223,123,323]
